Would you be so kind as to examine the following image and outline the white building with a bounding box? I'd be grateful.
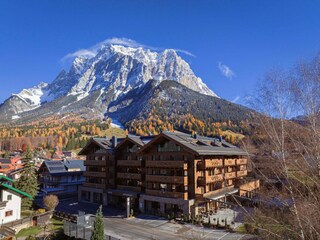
[0,175,32,224]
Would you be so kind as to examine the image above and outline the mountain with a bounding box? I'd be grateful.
[0,43,251,131]
[108,80,253,135]
[109,80,251,123]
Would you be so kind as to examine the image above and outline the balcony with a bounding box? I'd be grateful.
[117,160,141,167]
[206,174,224,183]
[205,159,223,168]
[237,170,248,177]
[83,182,105,189]
[117,185,141,192]
[145,161,187,169]
[84,172,106,178]
[145,175,187,184]
[236,158,248,165]
[117,172,141,180]
[84,160,106,166]
[145,189,188,200]
[225,172,237,179]
[224,159,236,166]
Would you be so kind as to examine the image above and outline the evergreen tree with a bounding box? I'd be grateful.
[90,205,104,240]
[14,149,38,209]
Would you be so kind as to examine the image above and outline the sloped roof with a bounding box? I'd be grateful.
[64,160,85,171]
[139,131,247,156]
[78,138,114,155]
[115,135,146,149]
[0,175,32,199]
[1,183,33,199]
[43,161,67,174]
[127,135,145,146]
[0,159,11,164]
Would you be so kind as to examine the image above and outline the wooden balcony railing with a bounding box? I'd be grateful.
[145,189,188,200]
[224,159,236,166]
[145,161,187,169]
[237,170,248,177]
[117,185,141,192]
[117,160,141,167]
[83,182,105,189]
[206,174,224,183]
[225,172,237,179]
[84,172,106,178]
[205,159,223,168]
[84,160,106,166]
[117,172,141,180]
[236,158,248,165]
[145,175,187,184]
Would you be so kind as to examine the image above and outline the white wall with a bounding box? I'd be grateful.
[0,189,21,224]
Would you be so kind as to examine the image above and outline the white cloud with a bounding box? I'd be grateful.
[61,49,96,61]
[218,62,235,79]
[61,37,196,61]
[231,96,240,103]
[174,49,196,57]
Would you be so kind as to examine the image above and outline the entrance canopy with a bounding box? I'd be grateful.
[204,187,238,201]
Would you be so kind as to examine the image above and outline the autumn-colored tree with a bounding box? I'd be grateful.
[43,194,59,211]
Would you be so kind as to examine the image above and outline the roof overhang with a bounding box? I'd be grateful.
[78,138,112,155]
[115,136,143,150]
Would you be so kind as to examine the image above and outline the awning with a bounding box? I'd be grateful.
[204,187,238,201]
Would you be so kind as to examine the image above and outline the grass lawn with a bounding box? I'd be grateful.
[103,127,126,138]
[16,226,42,237]
[16,218,64,238]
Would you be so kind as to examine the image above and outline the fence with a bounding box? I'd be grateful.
[2,211,52,228]
[63,219,120,240]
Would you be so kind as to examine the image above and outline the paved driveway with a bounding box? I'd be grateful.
[105,215,255,240]
[57,198,255,240]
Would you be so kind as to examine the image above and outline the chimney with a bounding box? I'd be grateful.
[112,136,117,148]
[193,132,197,139]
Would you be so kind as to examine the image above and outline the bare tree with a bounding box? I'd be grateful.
[245,63,320,239]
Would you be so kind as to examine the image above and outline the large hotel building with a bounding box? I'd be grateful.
[78,131,259,216]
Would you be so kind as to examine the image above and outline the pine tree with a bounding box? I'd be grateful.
[90,205,104,240]
[14,149,38,209]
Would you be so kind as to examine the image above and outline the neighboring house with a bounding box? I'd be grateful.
[78,131,260,216]
[62,151,77,159]
[38,160,85,198]
[0,175,32,224]
[51,150,65,160]
[0,157,23,177]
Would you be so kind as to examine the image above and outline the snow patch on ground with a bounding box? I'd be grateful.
[110,118,125,129]
[12,115,20,120]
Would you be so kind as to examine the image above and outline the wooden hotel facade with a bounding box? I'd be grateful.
[78,131,259,216]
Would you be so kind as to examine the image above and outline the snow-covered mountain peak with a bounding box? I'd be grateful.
[1,42,218,118]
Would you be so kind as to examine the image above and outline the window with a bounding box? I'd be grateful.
[5,211,12,217]
[7,195,12,201]
[160,184,167,190]
[160,169,167,175]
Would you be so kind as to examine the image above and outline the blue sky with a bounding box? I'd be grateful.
[0,0,319,105]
